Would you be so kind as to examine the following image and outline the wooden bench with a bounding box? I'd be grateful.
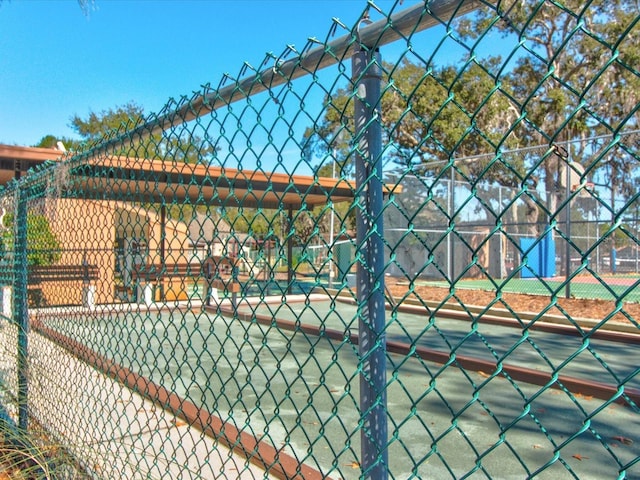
[28,264,99,285]
[130,263,200,283]
[27,264,99,308]
[210,279,241,293]
[206,278,242,307]
[129,263,196,303]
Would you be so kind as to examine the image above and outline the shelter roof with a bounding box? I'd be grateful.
[0,144,63,184]
[71,155,355,209]
[0,144,356,209]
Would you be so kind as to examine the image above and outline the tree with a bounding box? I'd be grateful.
[2,214,62,266]
[306,2,638,238]
[454,0,639,270]
[457,0,639,207]
[77,0,94,15]
[33,134,80,152]
[306,58,540,234]
[306,59,520,176]
[69,102,145,145]
[34,103,145,155]
[67,101,216,165]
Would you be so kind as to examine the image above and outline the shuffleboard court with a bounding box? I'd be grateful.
[39,297,639,479]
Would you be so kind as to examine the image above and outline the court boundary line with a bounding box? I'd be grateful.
[31,317,329,480]
[223,294,640,407]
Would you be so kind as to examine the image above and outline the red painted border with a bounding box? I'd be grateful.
[229,306,640,407]
[32,319,328,480]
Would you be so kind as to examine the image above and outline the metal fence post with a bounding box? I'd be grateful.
[14,186,29,430]
[353,46,388,479]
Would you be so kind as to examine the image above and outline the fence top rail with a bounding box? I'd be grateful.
[85,0,481,156]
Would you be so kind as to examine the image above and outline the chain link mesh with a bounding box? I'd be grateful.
[0,0,638,478]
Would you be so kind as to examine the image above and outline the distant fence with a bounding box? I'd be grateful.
[0,1,638,479]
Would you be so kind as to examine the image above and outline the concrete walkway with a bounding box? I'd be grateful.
[0,305,275,480]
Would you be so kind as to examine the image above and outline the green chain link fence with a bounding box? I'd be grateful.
[0,0,638,478]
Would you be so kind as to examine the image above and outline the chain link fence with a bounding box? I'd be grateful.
[386,133,640,298]
[0,0,638,478]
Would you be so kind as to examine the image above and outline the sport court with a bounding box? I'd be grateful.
[41,294,640,479]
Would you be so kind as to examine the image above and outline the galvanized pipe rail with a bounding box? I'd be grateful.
[81,0,481,157]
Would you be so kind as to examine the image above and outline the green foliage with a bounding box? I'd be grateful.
[32,134,79,152]
[2,214,62,266]
[457,0,639,197]
[307,3,637,198]
[306,58,521,182]
[220,205,352,248]
[304,3,638,238]
[223,207,287,241]
[69,101,145,144]
[40,101,217,164]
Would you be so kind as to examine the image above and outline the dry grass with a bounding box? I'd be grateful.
[0,446,49,479]
[0,420,72,480]
[0,438,52,479]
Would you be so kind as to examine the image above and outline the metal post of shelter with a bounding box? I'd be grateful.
[160,203,166,300]
[287,206,294,295]
[353,46,388,479]
[160,204,166,265]
[564,148,572,299]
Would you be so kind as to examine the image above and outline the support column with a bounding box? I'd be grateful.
[159,204,166,301]
[14,187,29,430]
[287,207,294,295]
[353,47,388,479]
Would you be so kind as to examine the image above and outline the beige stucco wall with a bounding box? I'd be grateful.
[39,198,117,305]
[32,199,203,306]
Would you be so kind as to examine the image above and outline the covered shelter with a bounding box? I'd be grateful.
[0,144,357,304]
[0,144,356,207]
[0,144,65,183]
[70,154,357,300]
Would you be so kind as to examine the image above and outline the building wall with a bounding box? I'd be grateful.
[32,199,219,306]
[41,198,117,306]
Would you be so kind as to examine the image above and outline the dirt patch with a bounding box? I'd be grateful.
[386,280,640,328]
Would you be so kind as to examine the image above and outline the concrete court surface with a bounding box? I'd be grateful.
[3,294,637,479]
[0,312,275,480]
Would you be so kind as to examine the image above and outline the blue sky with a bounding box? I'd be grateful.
[0,0,403,147]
